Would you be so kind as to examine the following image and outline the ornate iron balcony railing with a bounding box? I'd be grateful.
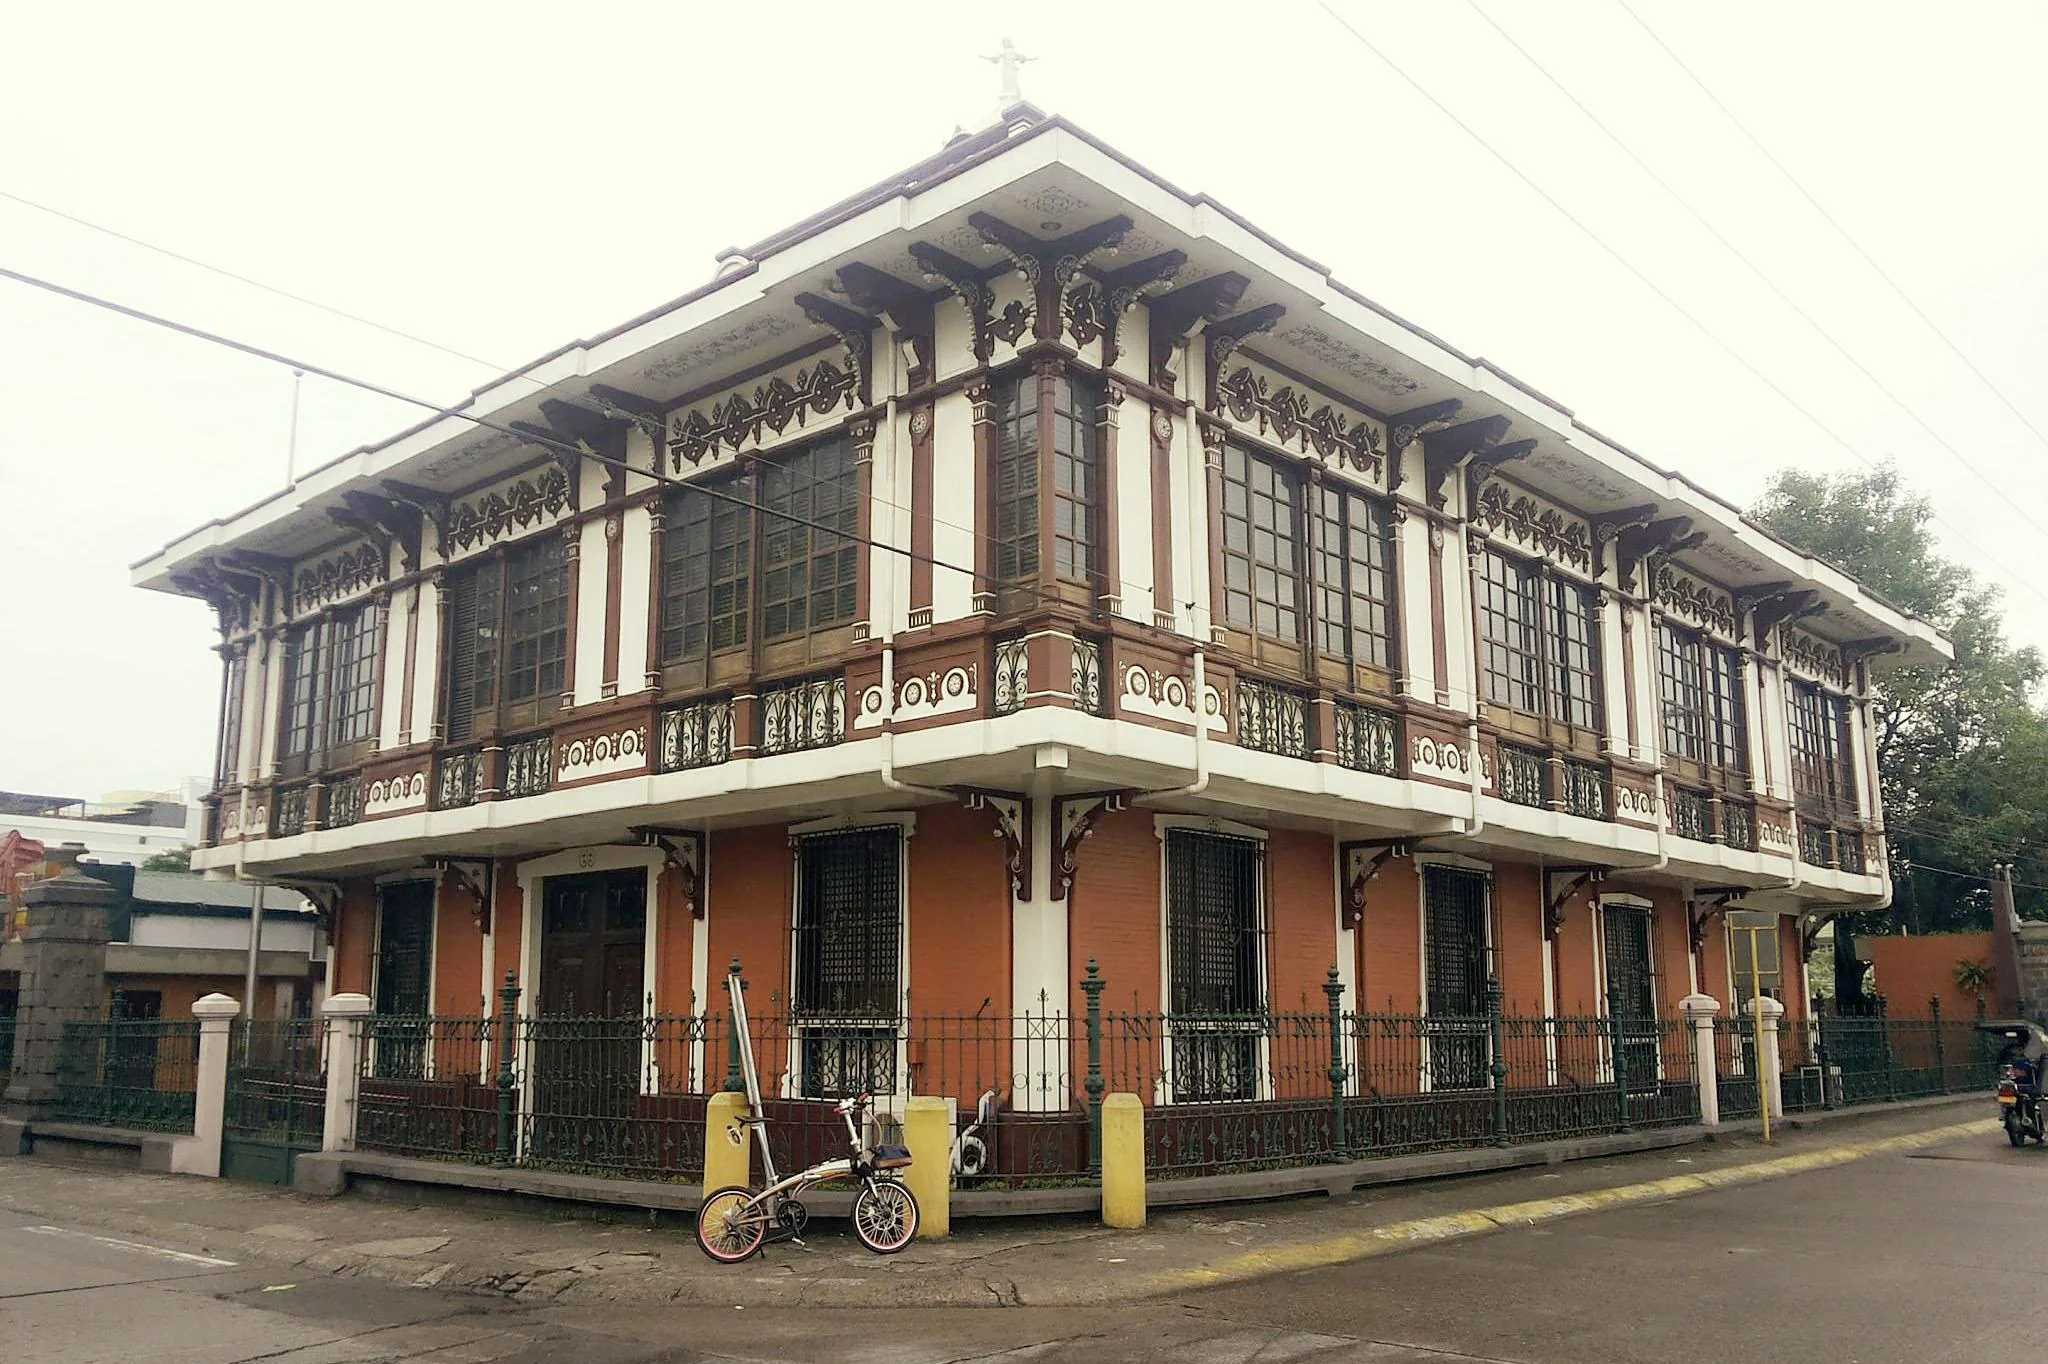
[1333,701,1400,777]
[503,734,554,799]
[1798,818,1835,868]
[272,784,309,838]
[1236,678,1309,759]
[1071,637,1104,716]
[436,748,482,809]
[760,673,846,756]
[1497,745,1546,809]
[658,696,734,772]
[993,636,1028,716]
[325,774,363,830]
[1719,800,1757,852]
[1669,787,1712,843]
[1837,830,1869,875]
[1560,760,1609,820]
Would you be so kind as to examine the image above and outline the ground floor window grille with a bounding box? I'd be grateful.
[1165,830,1265,1102]
[1423,865,1490,1091]
[1602,904,1660,1085]
[792,826,902,1098]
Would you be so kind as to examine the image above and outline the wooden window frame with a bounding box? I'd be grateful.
[442,535,570,744]
[1310,479,1400,694]
[1475,544,1604,751]
[1219,441,1307,670]
[215,647,245,788]
[1787,677,1854,819]
[656,471,753,695]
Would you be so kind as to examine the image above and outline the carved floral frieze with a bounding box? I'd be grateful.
[448,467,570,554]
[1473,479,1592,574]
[1120,665,1226,732]
[362,771,429,818]
[854,664,979,730]
[1212,363,1384,480]
[557,727,648,784]
[665,353,858,468]
[1653,564,1738,638]
[294,542,386,614]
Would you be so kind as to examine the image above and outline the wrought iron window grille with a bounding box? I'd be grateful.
[503,734,554,799]
[760,673,847,755]
[436,749,482,809]
[1071,637,1104,716]
[993,636,1029,715]
[1497,745,1547,809]
[1333,701,1401,777]
[658,696,734,772]
[1235,678,1309,759]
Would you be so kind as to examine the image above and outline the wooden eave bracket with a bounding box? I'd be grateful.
[908,241,996,364]
[325,503,397,574]
[1614,515,1695,592]
[1751,588,1823,649]
[1543,865,1607,941]
[218,549,293,601]
[1094,250,1187,367]
[1687,888,1745,955]
[1202,304,1287,390]
[1591,503,1658,576]
[380,478,453,559]
[794,291,878,408]
[630,826,705,919]
[1841,636,1904,670]
[1465,438,1538,496]
[338,491,423,573]
[957,788,1031,900]
[1050,790,1130,903]
[1339,839,1412,927]
[1421,415,1512,510]
[272,877,344,931]
[1146,271,1251,390]
[836,262,937,379]
[426,855,493,933]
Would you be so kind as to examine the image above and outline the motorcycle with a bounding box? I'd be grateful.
[1977,1020,2048,1147]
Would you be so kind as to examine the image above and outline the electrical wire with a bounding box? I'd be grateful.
[1460,0,2048,546]
[1611,0,2048,465]
[1310,1,2048,611]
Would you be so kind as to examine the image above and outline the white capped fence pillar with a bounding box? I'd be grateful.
[1680,993,1721,1128]
[1751,996,1786,1120]
[172,993,239,1177]
[320,993,374,1153]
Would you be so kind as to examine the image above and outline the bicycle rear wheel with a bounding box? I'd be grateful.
[852,1180,918,1254]
[697,1185,767,1263]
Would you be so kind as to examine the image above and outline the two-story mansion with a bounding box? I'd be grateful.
[138,103,1946,1077]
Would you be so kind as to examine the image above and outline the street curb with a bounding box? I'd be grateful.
[1141,1116,1998,1298]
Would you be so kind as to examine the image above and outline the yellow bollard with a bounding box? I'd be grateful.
[903,1096,952,1239]
[1100,1092,1146,1229]
[703,1090,751,1195]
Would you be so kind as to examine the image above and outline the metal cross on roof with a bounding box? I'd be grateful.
[982,37,1033,113]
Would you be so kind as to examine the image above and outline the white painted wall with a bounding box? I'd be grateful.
[931,388,977,623]
[1113,390,1152,624]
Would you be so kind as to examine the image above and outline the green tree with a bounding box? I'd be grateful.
[139,848,192,873]
[1752,462,2048,933]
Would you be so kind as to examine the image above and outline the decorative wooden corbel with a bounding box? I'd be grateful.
[325,503,396,574]
[970,211,1134,346]
[1839,636,1903,671]
[1090,250,1186,367]
[218,549,293,603]
[632,826,706,919]
[1687,888,1744,957]
[794,291,878,408]
[837,262,937,383]
[1543,866,1608,941]
[273,878,344,933]
[909,241,997,365]
[1050,791,1129,902]
[381,479,453,560]
[1421,416,1513,510]
[338,491,423,573]
[427,856,493,933]
[1339,840,1412,928]
[1201,304,1288,408]
[1590,503,1658,577]
[1146,271,1251,391]
[1751,588,1823,651]
[1466,438,1538,499]
[1383,399,1464,497]
[1614,515,1695,593]
[959,789,1031,900]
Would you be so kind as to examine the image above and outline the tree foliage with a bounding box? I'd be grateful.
[139,848,192,873]
[1752,463,2048,931]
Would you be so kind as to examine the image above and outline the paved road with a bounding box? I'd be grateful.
[8,1127,2040,1362]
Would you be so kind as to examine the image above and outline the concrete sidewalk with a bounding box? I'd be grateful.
[0,1096,1992,1310]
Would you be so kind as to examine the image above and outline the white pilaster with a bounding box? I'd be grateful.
[172,993,240,1178]
[1011,793,1067,1112]
[320,992,375,1153]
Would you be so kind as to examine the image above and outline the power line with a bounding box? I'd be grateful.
[1310,1,2048,613]
[1610,0,2048,464]
[1459,0,2048,548]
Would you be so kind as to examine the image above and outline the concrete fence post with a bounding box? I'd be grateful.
[320,993,374,1153]
[1751,996,1786,1121]
[173,993,240,1177]
[903,1096,952,1239]
[1100,1092,1145,1229]
[1679,993,1721,1128]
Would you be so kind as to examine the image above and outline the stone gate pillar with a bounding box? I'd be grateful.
[1,844,116,1151]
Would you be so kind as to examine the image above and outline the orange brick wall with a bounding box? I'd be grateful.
[1858,931,1996,1020]
[654,863,694,1016]
[331,879,377,997]
[906,803,1013,1104]
[433,877,484,1017]
[1266,829,1337,1012]
[1553,886,1601,1016]
[1067,806,1162,1018]
[489,858,522,1006]
[1698,911,1733,1009]
[1493,863,1546,1016]
[1357,855,1422,1014]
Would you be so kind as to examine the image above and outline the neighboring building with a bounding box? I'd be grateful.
[131,103,1946,1078]
[0,783,207,867]
[0,865,320,1021]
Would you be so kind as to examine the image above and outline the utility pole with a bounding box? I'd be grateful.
[242,368,303,1018]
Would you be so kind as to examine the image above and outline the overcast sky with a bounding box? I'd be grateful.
[3,1,2044,799]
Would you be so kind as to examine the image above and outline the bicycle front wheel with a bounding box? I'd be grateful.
[852,1180,918,1254]
[697,1185,767,1263]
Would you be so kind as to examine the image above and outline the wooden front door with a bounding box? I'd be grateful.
[531,869,647,1166]
[371,881,434,1080]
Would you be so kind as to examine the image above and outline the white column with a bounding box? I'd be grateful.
[173,993,240,1178]
[320,992,375,1153]
[1011,793,1066,1112]
[1681,993,1721,1127]
[1752,996,1786,1120]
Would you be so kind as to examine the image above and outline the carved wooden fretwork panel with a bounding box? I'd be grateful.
[1473,478,1593,576]
[664,349,859,469]
[293,542,387,615]
[1781,627,1849,689]
[1211,360,1385,484]
[446,467,571,557]
[1653,563,1738,639]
